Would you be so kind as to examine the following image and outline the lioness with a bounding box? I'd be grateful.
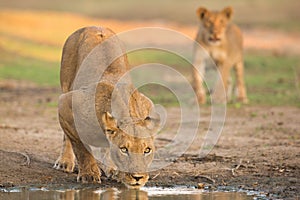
[193,6,248,104]
[53,26,160,189]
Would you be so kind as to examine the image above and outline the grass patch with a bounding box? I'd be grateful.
[0,33,61,62]
[128,49,193,76]
[0,49,59,86]
[0,31,60,86]
[0,9,298,106]
[128,49,193,107]
[1,41,299,106]
[128,50,300,107]
[244,53,300,106]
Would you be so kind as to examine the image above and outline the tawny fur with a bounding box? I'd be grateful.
[193,7,248,104]
[54,26,159,189]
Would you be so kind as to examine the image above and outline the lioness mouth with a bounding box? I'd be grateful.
[130,183,141,186]
[209,37,221,42]
[126,183,142,189]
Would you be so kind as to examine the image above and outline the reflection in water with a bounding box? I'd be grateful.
[0,187,254,200]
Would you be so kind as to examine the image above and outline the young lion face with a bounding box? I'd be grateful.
[102,112,158,189]
[197,7,233,46]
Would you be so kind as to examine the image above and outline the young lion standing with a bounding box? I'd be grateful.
[193,6,248,104]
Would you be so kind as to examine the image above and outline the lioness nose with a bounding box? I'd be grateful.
[131,174,144,181]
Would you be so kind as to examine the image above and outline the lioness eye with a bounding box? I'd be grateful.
[120,147,128,154]
[144,147,152,154]
[106,129,115,134]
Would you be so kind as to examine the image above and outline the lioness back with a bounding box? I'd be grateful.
[60,26,129,93]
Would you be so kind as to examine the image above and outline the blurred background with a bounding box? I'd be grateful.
[0,0,299,106]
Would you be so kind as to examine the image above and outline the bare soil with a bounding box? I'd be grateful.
[0,80,299,199]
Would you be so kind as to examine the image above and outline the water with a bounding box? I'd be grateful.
[0,186,265,200]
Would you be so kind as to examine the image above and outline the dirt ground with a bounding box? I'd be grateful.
[0,80,299,199]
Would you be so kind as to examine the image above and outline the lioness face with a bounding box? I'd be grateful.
[102,112,157,189]
[197,7,233,46]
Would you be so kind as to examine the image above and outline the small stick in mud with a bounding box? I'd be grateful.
[149,172,160,180]
[19,152,31,166]
[195,175,215,184]
[2,150,31,166]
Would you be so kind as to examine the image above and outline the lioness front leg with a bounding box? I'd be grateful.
[54,135,75,173]
[58,113,101,183]
[71,140,101,183]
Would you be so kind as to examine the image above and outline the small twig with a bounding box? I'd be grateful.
[224,159,243,176]
[235,159,243,170]
[221,179,227,186]
[0,124,19,131]
[1,150,30,166]
[150,172,160,180]
[231,168,236,176]
[196,175,215,184]
[19,152,31,166]
[221,167,237,176]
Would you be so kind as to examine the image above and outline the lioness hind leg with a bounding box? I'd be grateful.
[234,61,248,103]
[54,135,75,173]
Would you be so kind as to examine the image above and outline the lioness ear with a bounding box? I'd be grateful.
[144,116,161,137]
[196,7,208,20]
[222,6,233,20]
[102,112,118,134]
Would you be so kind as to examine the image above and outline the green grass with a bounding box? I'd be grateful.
[0,50,60,86]
[128,49,300,107]
[0,32,60,86]
[128,49,193,76]
[128,50,193,107]
[244,53,300,106]
[0,39,299,106]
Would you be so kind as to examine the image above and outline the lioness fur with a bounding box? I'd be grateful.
[54,26,159,189]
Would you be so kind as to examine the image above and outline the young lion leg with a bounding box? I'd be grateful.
[193,47,208,104]
[234,60,248,103]
[193,66,206,104]
[53,135,75,173]
[212,64,231,103]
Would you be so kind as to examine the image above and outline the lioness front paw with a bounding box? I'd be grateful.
[53,155,75,173]
[77,163,101,183]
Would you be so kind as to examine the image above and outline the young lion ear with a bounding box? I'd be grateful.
[102,112,118,134]
[196,7,208,20]
[222,6,233,20]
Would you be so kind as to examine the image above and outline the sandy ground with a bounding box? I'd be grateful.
[0,80,299,199]
[0,12,300,199]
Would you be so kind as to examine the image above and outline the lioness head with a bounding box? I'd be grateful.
[197,6,233,46]
[102,112,158,189]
